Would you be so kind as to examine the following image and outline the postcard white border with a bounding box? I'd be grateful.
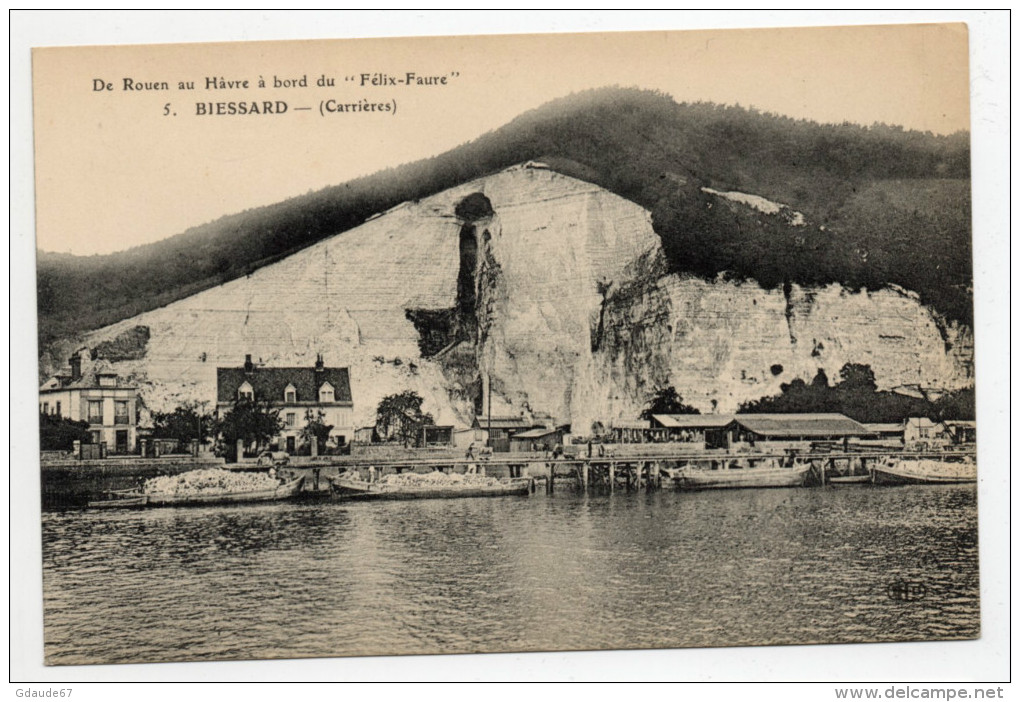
[9,10,1010,688]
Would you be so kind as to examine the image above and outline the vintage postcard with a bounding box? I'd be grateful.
[29,21,984,671]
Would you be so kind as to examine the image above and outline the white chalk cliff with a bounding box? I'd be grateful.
[66,164,973,430]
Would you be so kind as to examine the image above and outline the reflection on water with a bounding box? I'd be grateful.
[42,485,979,665]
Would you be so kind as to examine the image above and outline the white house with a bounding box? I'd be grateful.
[216,354,354,453]
[39,349,140,454]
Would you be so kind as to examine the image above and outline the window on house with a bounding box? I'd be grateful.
[285,386,296,403]
[286,412,296,428]
[88,400,103,424]
[42,402,49,414]
[55,401,61,417]
[114,400,130,425]
[319,384,334,403]
[238,382,254,401]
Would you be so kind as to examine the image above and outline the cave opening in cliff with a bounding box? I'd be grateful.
[405,193,495,360]
[454,193,494,344]
[457,224,479,340]
[455,192,495,222]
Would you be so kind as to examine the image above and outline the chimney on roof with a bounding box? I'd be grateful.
[315,353,324,373]
[244,354,253,374]
[69,350,83,381]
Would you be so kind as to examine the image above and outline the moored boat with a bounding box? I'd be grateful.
[331,472,532,500]
[86,494,149,509]
[672,460,812,490]
[144,476,305,506]
[88,473,304,509]
[871,458,976,485]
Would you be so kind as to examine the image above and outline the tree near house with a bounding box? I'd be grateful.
[375,391,434,445]
[151,403,217,446]
[39,413,91,451]
[217,397,283,457]
[301,409,334,453]
[639,386,701,420]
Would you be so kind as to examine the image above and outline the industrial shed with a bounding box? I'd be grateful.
[472,416,537,452]
[708,413,870,449]
[651,414,736,441]
[509,426,567,453]
[610,419,651,443]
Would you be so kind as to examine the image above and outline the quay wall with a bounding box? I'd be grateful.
[42,456,225,509]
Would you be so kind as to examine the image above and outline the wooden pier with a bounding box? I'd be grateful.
[284,449,975,493]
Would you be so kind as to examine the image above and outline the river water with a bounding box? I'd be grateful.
[41,484,979,665]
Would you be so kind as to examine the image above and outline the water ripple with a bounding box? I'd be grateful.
[42,485,978,664]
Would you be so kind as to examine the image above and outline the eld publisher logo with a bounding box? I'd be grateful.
[887,579,927,601]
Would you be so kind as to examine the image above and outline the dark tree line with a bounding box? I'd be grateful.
[39,413,91,451]
[739,363,975,423]
[150,404,217,445]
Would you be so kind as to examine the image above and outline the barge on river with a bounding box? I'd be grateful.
[871,458,976,485]
[668,459,813,491]
[88,476,305,509]
[331,474,532,500]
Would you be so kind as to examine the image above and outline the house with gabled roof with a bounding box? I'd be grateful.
[38,348,140,454]
[216,354,354,454]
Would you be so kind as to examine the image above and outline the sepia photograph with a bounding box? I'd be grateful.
[11,10,1009,686]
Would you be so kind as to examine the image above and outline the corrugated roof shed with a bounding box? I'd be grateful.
[864,423,905,434]
[512,427,562,439]
[216,366,352,404]
[652,414,735,429]
[729,413,869,437]
[474,417,535,430]
[612,419,651,430]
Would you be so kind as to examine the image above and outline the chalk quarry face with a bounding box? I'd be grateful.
[60,164,974,430]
